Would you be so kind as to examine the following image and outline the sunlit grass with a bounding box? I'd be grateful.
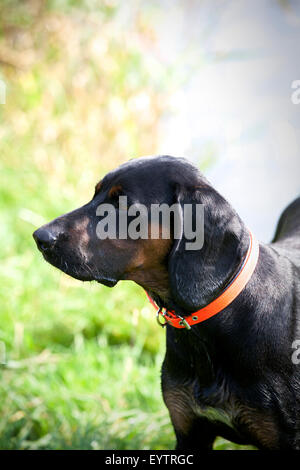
[0,0,255,450]
[0,140,252,451]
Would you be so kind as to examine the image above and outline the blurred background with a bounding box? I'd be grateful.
[0,0,299,450]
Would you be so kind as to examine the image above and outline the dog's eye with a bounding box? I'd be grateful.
[107,185,130,212]
[111,193,129,212]
[109,185,127,205]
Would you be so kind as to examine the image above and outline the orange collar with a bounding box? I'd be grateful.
[147,231,260,329]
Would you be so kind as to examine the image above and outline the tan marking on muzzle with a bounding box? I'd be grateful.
[73,216,91,260]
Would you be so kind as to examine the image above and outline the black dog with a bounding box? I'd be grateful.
[33,156,300,450]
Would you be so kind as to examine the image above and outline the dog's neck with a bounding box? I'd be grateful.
[129,188,254,319]
[163,244,295,391]
[151,218,250,317]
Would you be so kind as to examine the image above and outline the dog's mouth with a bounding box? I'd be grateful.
[41,250,118,287]
[94,277,118,288]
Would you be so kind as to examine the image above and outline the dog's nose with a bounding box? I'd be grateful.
[33,228,58,252]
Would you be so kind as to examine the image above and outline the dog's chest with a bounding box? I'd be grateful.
[191,379,237,429]
[192,401,235,429]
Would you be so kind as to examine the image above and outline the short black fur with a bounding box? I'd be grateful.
[33,156,300,450]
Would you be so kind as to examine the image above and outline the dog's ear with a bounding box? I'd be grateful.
[168,182,248,312]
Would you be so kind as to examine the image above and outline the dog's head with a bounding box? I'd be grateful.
[33,156,248,311]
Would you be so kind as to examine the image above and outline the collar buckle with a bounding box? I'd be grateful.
[156,308,192,330]
[177,314,192,330]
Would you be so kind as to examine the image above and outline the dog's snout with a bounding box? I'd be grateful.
[33,227,58,252]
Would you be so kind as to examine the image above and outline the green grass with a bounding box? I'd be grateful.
[0,143,252,452]
[0,228,248,450]
[0,0,254,450]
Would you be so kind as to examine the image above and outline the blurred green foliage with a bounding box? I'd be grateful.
[0,0,251,450]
